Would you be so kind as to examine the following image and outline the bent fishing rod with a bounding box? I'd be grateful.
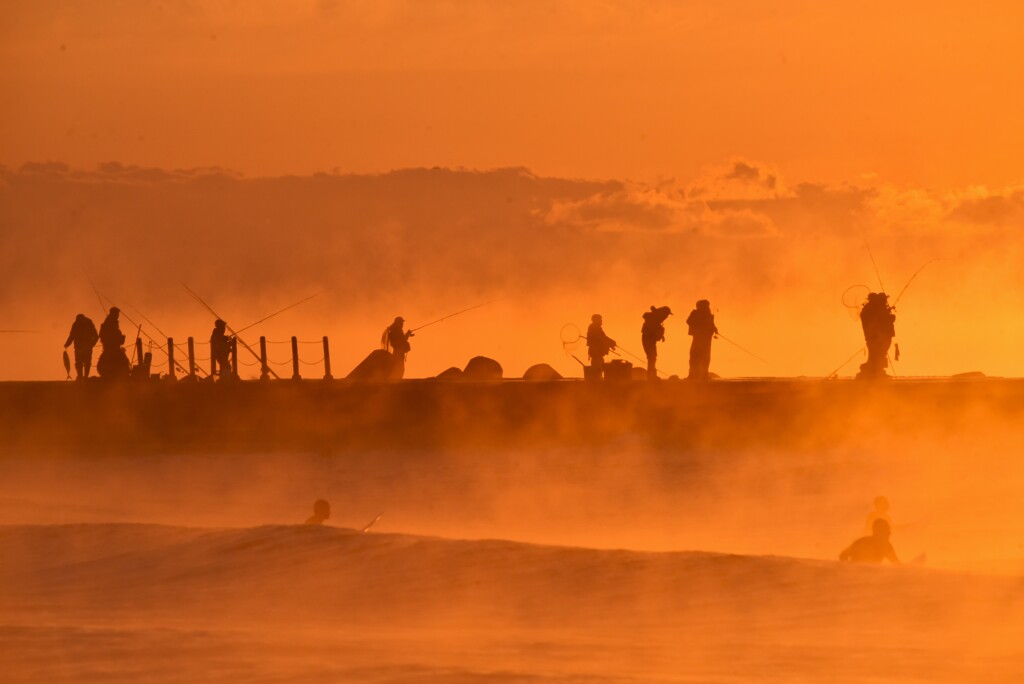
[560,323,671,377]
[233,289,329,336]
[181,283,280,379]
[84,279,201,378]
[409,299,498,333]
[122,304,210,378]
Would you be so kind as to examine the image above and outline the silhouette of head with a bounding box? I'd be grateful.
[214,319,226,330]
[76,313,86,321]
[313,499,330,520]
[592,314,602,324]
[109,307,119,318]
[873,496,890,513]
[697,300,710,309]
[394,316,404,326]
[871,518,891,539]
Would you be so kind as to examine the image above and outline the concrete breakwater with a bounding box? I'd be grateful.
[2,377,1021,452]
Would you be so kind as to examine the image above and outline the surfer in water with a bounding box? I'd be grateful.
[305,499,331,525]
[840,518,900,564]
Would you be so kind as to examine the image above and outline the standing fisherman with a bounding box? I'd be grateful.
[586,314,616,379]
[63,313,99,380]
[640,306,672,381]
[97,307,130,379]
[685,300,718,381]
[857,292,896,379]
[383,316,413,380]
[210,319,235,379]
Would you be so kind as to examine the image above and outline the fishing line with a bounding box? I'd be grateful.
[892,258,943,307]
[863,236,886,293]
[715,333,770,365]
[410,299,498,333]
[826,346,866,379]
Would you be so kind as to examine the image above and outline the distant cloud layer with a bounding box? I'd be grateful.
[2,160,1023,378]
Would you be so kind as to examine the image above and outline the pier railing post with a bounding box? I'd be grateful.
[187,337,196,379]
[167,337,176,381]
[322,336,332,380]
[135,338,144,369]
[230,338,239,378]
[259,336,269,381]
[291,336,301,381]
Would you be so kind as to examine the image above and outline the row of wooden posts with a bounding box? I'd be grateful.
[148,336,334,381]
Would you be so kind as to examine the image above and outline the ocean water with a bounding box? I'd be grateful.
[3,381,1024,682]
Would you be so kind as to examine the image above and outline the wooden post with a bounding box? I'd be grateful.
[230,338,239,378]
[135,338,144,369]
[291,336,301,380]
[259,336,269,381]
[187,337,196,379]
[322,336,333,380]
[167,337,176,380]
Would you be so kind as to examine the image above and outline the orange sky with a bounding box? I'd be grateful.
[3,1,1024,187]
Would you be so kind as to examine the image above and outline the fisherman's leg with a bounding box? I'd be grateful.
[701,341,712,379]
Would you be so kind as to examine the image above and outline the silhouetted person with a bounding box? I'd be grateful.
[641,306,672,380]
[383,316,413,379]
[840,518,900,564]
[63,313,99,380]
[97,307,130,379]
[865,495,893,534]
[685,300,718,380]
[210,319,234,379]
[586,314,616,378]
[305,499,331,525]
[857,292,895,379]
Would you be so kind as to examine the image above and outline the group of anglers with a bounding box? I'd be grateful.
[586,300,719,381]
[63,308,237,381]
[61,292,898,382]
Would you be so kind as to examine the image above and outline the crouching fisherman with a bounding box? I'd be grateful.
[64,313,99,380]
[96,307,131,380]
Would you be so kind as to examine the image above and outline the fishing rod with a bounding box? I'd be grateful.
[124,303,208,378]
[560,322,671,377]
[715,332,770,365]
[863,236,886,293]
[826,345,866,379]
[892,258,943,308]
[129,323,143,365]
[233,289,328,336]
[181,283,280,379]
[0,329,41,334]
[83,269,109,318]
[410,300,497,333]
